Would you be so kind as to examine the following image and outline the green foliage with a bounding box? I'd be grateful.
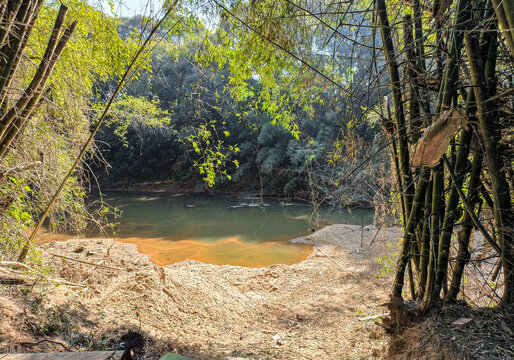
[0,1,149,260]
[183,120,240,187]
[0,177,33,261]
[91,24,383,202]
[375,238,401,279]
[104,95,171,146]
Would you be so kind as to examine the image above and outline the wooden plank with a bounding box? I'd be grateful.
[0,351,125,359]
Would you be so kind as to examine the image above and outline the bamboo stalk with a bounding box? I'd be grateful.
[465,21,514,304]
[407,259,417,299]
[437,0,471,114]
[490,0,514,57]
[0,20,77,158]
[446,148,483,301]
[425,165,444,304]
[443,4,497,300]
[434,119,474,296]
[0,4,68,141]
[403,14,422,142]
[442,156,502,255]
[413,0,431,118]
[376,0,414,222]
[499,0,514,54]
[417,178,432,297]
[391,170,430,301]
[0,0,45,111]
[382,97,406,225]
[0,0,23,47]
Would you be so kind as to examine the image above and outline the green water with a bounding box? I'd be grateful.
[102,194,374,267]
[106,194,373,241]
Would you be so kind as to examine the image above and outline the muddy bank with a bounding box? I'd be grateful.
[0,224,401,359]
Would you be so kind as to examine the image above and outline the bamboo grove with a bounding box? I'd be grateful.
[0,1,79,261]
[376,0,514,310]
[0,0,76,159]
[0,0,144,262]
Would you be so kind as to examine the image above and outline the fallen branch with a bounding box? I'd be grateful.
[20,339,72,352]
[0,272,86,287]
[50,253,121,270]
[0,273,26,284]
[40,277,86,287]
[359,313,390,321]
[0,261,31,269]
[0,265,25,275]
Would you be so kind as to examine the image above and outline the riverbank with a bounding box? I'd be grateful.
[97,181,375,208]
[1,224,400,359]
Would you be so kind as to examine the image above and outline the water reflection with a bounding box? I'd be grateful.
[100,194,374,267]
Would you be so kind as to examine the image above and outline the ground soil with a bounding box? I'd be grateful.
[0,224,401,359]
[386,304,514,360]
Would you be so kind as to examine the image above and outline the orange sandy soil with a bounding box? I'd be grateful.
[0,224,402,359]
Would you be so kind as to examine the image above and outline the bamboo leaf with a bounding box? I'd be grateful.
[410,110,467,167]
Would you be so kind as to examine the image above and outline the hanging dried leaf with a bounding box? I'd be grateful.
[410,109,466,167]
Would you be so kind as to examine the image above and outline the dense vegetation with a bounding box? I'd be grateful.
[0,1,145,261]
[374,0,514,309]
[91,35,384,205]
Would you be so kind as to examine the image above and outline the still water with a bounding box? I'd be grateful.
[103,194,374,267]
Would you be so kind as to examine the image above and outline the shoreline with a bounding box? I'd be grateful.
[91,185,375,209]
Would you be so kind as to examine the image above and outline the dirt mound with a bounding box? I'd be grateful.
[1,224,402,359]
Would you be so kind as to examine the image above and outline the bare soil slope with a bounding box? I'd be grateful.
[0,224,401,359]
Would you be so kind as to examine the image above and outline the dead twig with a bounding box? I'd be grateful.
[0,272,86,287]
[50,253,121,271]
[20,339,72,352]
[359,313,390,321]
[0,261,31,269]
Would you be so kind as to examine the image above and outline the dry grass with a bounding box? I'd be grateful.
[387,304,514,360]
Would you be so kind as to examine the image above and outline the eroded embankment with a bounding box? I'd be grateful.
[0,224,401,359]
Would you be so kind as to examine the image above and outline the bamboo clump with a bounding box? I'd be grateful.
[0,2,77,159]
[376,0,514,318]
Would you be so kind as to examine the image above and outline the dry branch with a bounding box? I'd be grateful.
[0,271,86,287]
[50,253,121,270]
[0,260,30,269]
